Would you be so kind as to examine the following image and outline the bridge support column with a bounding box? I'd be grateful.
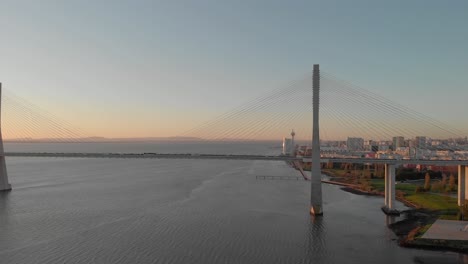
[382,163,398,215]
[0,83,11,192]
[0,156,10,192]
[458,165,467,206]
[310,64,323,216]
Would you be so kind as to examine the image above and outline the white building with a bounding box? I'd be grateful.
[364,140,378,152]
[392,136,405,149]
[282,138,292,155]
[415,136,427,149]
[347,137,364,151]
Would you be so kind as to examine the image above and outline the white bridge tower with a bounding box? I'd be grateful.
[310,64,323,215]
[0,82,11,192]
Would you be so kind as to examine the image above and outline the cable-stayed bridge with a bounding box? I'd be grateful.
[1,65,468,215]
[3,152,468,166]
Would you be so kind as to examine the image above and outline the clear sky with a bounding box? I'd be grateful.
[1,0,468,139]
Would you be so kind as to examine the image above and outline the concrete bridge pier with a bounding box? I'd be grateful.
[382,163,398,215]
[310,64,323,216]
[458,165,467,206]
[0,156,10,192]
[0,83,11,192]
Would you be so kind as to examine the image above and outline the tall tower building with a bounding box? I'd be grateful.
[290,129,296,156]
[392,136,405,149]
[415,136,427,149]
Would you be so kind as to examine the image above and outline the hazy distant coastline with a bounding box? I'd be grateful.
[4,137,202,143]
[3,137,286,143]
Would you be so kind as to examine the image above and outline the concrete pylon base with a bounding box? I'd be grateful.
[0,84,10,192]
[310,205,323,216]
[0,184,12,192]
[381,206,400,216]
[0,155,10,192]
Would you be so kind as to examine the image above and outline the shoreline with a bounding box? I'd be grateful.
[321,170,421,208]
[320,170,468,254]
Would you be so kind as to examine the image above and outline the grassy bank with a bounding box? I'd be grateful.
[322,168,467,253]
[322,169,459,212]
[369,179,459,212]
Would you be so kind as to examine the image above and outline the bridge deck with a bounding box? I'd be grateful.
[2,152,468,166]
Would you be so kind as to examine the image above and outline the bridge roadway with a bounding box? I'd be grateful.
[3,152,468,166]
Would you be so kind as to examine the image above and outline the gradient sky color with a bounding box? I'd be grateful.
[1,0,468,139]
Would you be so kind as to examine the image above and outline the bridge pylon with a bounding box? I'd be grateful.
[382,163,398,215]
[0,83,11,192]
[310,64,323,215]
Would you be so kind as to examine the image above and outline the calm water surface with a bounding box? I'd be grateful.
[3,141,281,155]
[0,143,467,263]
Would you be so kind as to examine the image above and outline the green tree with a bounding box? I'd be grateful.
[441,174,447,186]
[424,172,431,191]
[449,174,456,192]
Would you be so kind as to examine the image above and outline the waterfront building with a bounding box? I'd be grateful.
[395,147,410,157]
[347,137,364,151]
[415,136,427,149]
[378,145,390,151]
[364,140,378,152]
[392,136,405,149]
[405,139,413,148]
[282,138,292,155]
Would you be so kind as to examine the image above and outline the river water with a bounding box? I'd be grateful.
[0,143,467,263]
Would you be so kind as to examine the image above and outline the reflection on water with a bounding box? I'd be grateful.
[386,215,397,226]
[0,157,466,264]
[306,216,327,263]
[413,255,468,264]
[0,192,10,225]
